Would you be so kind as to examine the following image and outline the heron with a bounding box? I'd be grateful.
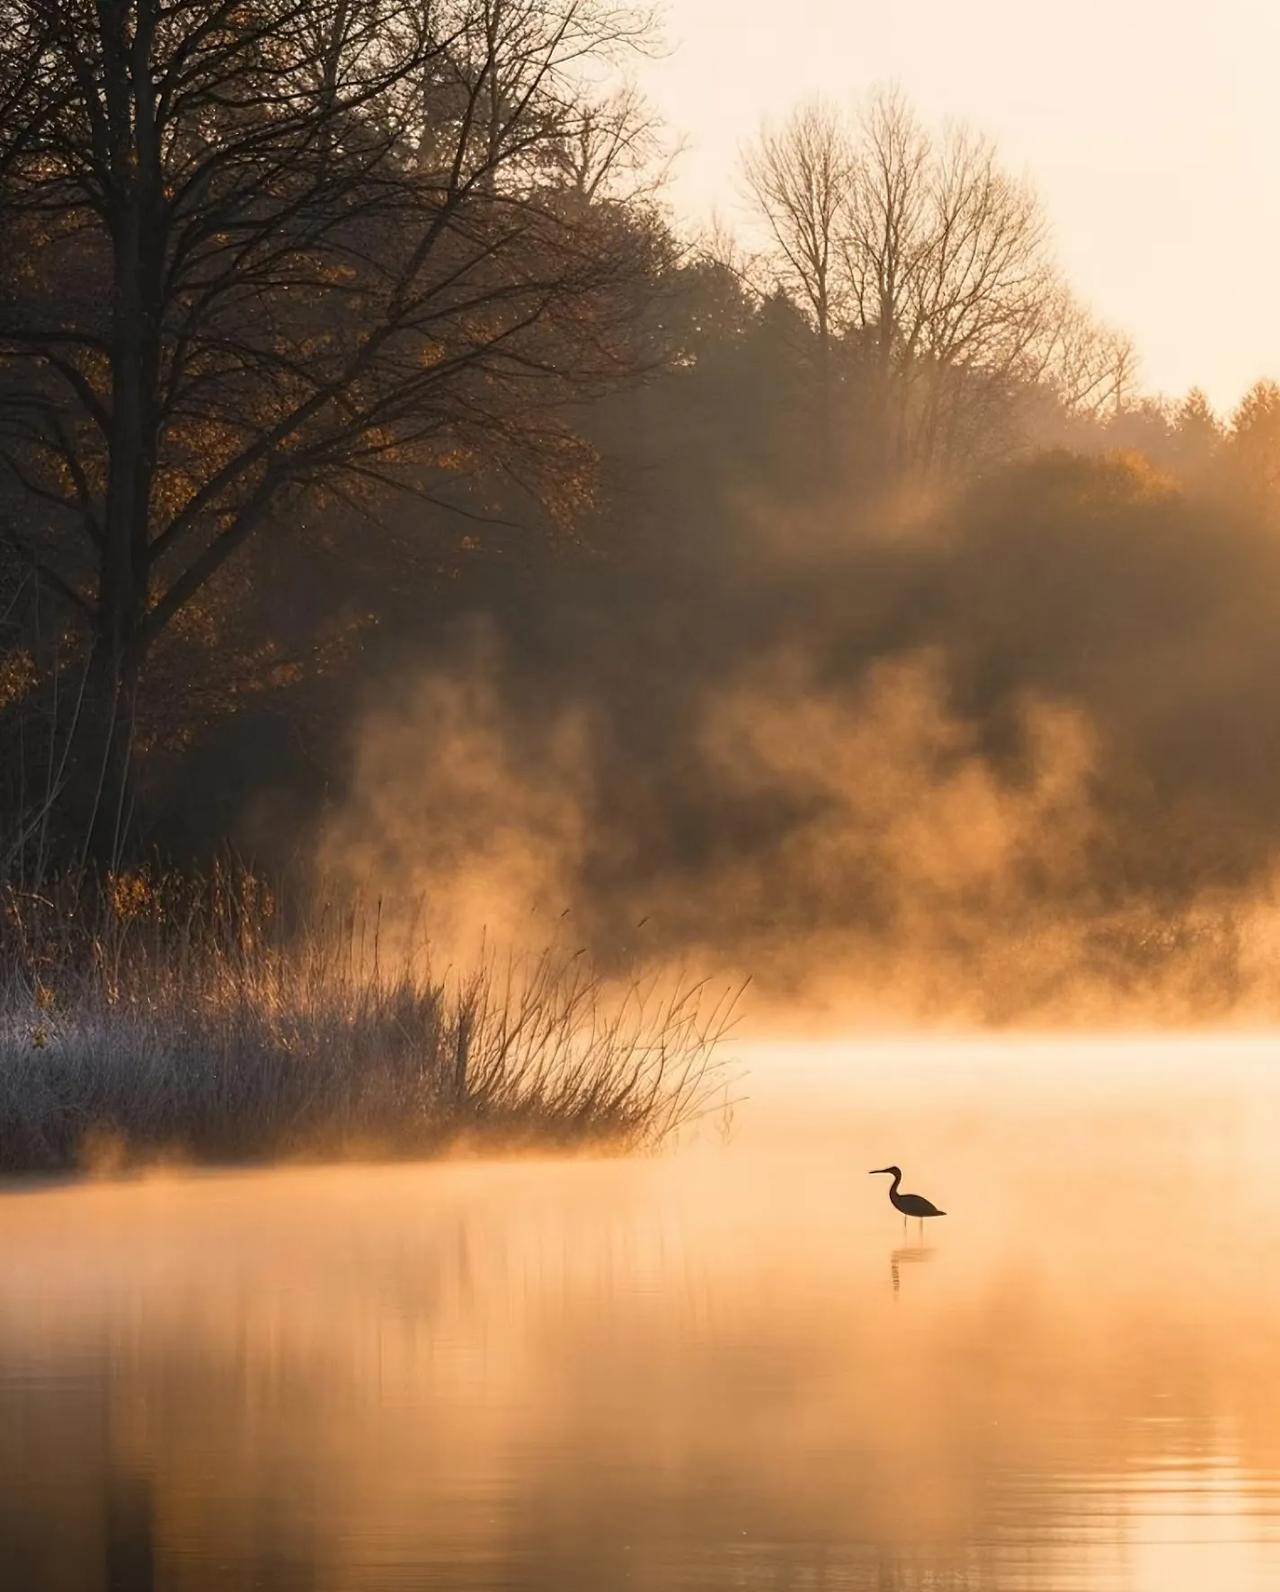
[870,1166,946,1233]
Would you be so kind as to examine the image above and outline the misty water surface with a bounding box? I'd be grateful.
[4,1036,1280,1591]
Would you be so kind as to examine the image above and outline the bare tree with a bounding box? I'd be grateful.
[0,0,662,850]
[842,92,1055,472]
[743,87,1086,479]
[1032,290,1136,420]
[841,86,929,397]
[548,82,680,205]
[743,101,853,462]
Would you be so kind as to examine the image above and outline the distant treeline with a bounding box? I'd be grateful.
[5,8,1280,1020]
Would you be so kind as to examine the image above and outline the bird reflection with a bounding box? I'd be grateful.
[890,1244,933,1295]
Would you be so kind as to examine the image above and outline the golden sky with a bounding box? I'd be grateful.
[644,0,1280,413]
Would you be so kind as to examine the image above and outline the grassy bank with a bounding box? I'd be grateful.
[0,869,736,1176]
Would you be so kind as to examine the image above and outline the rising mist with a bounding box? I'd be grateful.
[311,444,1280,1026]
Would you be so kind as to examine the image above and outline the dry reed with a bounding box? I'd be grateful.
[0,866,738,1175]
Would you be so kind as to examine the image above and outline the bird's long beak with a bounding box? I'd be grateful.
[868,1167,891,1175]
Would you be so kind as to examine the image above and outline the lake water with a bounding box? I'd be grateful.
[4,1035,1280,1590]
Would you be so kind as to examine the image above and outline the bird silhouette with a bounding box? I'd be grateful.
[870,1166,946,1233]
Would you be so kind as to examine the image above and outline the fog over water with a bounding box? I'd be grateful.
[6,1036,1280,1591]
[312,454,1280,1028]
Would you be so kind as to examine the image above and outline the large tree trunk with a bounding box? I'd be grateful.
[76,635,142,868]
[83,22,164,869]
[91,321,153,867]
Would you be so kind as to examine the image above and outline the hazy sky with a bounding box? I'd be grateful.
[643,0,1280,414]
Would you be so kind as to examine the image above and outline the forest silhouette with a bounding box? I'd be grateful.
[4,8,1280,1021]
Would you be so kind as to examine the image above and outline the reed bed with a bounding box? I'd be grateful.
[0,868,737,1175]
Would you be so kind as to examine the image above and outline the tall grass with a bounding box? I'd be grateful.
[0,866,738,1175]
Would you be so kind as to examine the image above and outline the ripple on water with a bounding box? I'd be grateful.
[3,1037,1280,1590]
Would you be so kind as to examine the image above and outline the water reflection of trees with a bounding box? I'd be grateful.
[2,1155,1280,1590]
[105,1476,154,1592]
